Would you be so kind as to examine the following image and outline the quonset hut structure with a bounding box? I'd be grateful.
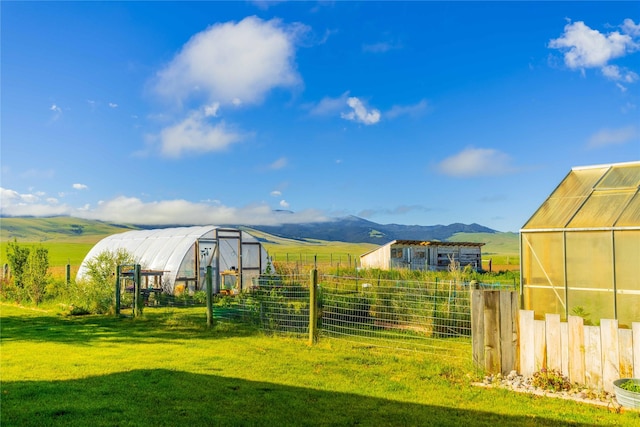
[76,226,269,294]
[520,161,640,326]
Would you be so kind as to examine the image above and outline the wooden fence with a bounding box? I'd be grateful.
[472,290,640,393]
[519,311,640,392]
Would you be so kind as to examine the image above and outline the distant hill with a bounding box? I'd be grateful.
[0,217,136,243]
[248,215,497,245]
[0,215,512,249]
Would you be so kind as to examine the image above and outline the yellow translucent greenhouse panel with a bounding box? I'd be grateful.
[617,295,640,328]
[521,232,566,314]
[615,230,640,289]
[596,163,640,189]
[567,289,615,324]
[615,191,640,226]
[565,231,613,291]
[523,287,566,320]
[523,167,607,229]
[567,190,635,228]
[615,231,640,326]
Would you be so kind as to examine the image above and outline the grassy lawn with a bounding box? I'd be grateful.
[2,304,636,426]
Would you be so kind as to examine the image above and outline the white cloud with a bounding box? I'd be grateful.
[622,18,640,37]
[0,187,71,217]
[549,20,637,68]
[270,190,282,197]
[49,104,62,121]
[0,187,328,226]
[307,92,350,116]
[279,200,290,209]
[77,196,325,226]
[204,102,220,117]
[268,157,288,170]
[385,100,429,119]
[437,147,516,177]
[549,19,639,88]
[158,109,243,157]
[108,102,118,108]
[72,183,88,190]
[154,16,305,106]
[341,97,381,125]
[362,41,402,53]
[587,125,637,148]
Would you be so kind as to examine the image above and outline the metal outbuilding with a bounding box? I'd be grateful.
[520,161,640,326]
[76,226,269,294]
[360,240,484,271]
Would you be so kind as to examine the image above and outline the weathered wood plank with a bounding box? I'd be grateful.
[519,310,535,377]
[600,319,619,393]
[619,328,634,379]
[633,323,640,378]
[483,291,501,374]
[499,291,518,374]
[584,326,602,390]
[471,290,484,369]
[534,320,546,372]
[545,313,562,372]
[561,322,569,376]
[568,315,585,385]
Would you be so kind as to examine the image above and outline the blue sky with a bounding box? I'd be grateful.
[1,1,639,232]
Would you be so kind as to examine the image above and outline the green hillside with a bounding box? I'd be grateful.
[0,217,135,244]
[447,232,519,256]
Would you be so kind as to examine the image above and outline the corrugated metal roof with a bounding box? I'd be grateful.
[392,240,484,247]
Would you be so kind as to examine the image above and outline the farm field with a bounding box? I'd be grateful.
[1,303,634,427]
[0,217,520,279]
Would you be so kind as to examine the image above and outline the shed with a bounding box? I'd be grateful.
[76,226,269,294]
[520,161,640,326]
[360,240,484,271]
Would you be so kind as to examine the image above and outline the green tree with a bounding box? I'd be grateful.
[6,240,30,288]
[73,249,137,314]
[23,246,50,304]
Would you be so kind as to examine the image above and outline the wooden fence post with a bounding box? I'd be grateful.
[519,310,535,377]
[308,268,318,345]
[471,290,518,375]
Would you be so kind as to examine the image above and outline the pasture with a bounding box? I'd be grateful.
[1,303,635,426]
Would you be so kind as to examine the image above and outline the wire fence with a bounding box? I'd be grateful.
[125,272,518,360]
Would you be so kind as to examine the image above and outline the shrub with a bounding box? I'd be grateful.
[532,368,571,392]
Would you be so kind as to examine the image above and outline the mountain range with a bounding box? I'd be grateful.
[246,215,497,244]
[1,215,498,245]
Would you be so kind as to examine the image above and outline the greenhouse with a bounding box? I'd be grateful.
[76,226,270,294]
[520,161,640,327]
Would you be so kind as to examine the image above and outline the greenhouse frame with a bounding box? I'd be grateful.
[520,161,640,327]
[76,226,270,294]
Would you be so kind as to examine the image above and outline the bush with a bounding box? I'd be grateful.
[532,368,571,392]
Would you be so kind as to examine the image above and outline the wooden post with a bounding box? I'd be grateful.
[308,268,318,345]
[134,264,142,317]
[500,291,518,375]
[471,290,518,375]
[66,264,71,284]
[600,319,619,393]
[115,265,121,316]
[584,325,602,390]
[519,310,535,377]
[206,266,213,328]
[633,323,640,378]
[568,315,585,385]
[471,290,484,368]
[545,314,562,372]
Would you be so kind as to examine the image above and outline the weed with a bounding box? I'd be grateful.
[532,368,571,392]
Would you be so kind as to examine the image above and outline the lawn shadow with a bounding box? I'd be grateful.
[1,369,607,427]
[0,306,261,346]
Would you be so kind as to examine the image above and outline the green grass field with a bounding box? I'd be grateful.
[1,303,635,426]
